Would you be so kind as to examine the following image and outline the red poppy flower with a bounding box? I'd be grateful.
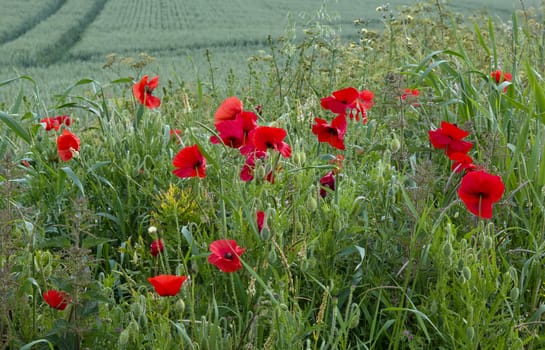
[57,129,80,161]
[449,152,477,173]
[170,129,182,143]
[458,170,504,218]
[491,70,512,92]
[401,88,420,100]
[133,75,161,109]
[256,211,265,233]
[249,126,291,158]
[428,121,473,156]
[210,117,244,148]
[43,290,69,310]
[147,275,187,296]
[172,144,206,178]
[208,239,245,273]
[55,115,71,127]
[319,171,335,198]
[214,96,243,125]
[40,117,60,131]
[311,114,347,150]
[150,239,164,257]
[239,151,274,182]
[321,87,374,123]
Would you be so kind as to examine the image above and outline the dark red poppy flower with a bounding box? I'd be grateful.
[320,171,335,198]
[43,290,69,310]
[57,129,80,161]
[208,239,245,273]
[172,144,206,178]
[249,126,291,158]
[312,114,347,150]
[147,275,187,296]
[150,239,164,257]
[428,121,473,156]
[133,75,161,109]
[449,152,477,173]
[239,151,273,182]
[458,170,504,218]
[214,96,243,125]
[321,87,374,123]
[256,211,265,233]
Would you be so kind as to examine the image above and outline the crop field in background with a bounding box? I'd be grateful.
[0,0,539,98]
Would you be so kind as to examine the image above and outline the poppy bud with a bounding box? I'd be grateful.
[510,287,520,301]
[466,326,475,341]
[306,195,317,212]
[442,241,453,258]
[175,299,186,313]
[462,266,472,281]
[292,151,306,165]
[390,135,401,153]
[260,226,271,241]
[268,248,277,264]
[483,235,493,250]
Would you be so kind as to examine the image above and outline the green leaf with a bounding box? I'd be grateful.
[20,339,55,350]
[61,166,85,196]
[0,111,32,144]
[526,61,545,124]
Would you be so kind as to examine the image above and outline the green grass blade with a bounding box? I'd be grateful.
[0,110,32,144]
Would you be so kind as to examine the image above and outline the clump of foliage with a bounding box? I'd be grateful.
[2,1,545,349]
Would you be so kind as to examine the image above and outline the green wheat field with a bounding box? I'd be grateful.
[2,0,545,349]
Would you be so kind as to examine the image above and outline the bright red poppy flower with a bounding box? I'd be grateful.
[491,69,512,92]
[214,96,243,125]
[208,239,245,273]
[249,126,291,158]
[57,129,80,161]
[210,117,245,148]
[320,171,335,198]
[321,87,374,123]
[449,152,477,173]
[40,117,60,131]
[312,114,347,150]
[491,70,512,84]
[147,275,187,296]
[172,144,206,178]
[428,121,473,156]
[43,289,69,310]
[133,75,161,109]
[458,170,504,218]
[150,239,164,257]
[256,211,265,233]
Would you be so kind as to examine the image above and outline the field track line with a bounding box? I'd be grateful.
[0,0,66,46]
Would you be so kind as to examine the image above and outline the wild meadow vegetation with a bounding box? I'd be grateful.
[2,0,545,349]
